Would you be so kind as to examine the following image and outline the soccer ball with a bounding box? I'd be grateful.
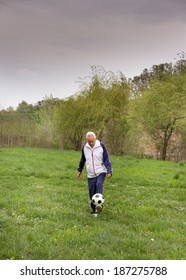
[92,193,105,206]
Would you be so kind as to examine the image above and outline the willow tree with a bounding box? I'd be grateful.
[104,74,130,155]
[55,95,89,150]
[55,76,111,150]
[55,66,131,154]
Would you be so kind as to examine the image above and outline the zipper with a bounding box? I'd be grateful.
[91,151,96,176]
[86,144,100,176]
[91,146,100,176]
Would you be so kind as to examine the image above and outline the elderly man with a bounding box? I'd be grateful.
[77,131,112,216]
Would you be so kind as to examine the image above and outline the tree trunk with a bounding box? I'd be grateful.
[161,140,168,160]
[161,125,174,160]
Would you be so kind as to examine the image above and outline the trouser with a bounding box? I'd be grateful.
[88,172,106,212]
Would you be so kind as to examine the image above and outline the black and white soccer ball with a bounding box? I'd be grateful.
[92,193,105,206]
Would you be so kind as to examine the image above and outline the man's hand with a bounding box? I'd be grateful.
[107,173,112,178]
[77,171,82,179]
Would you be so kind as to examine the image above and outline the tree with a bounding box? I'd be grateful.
[16,101,36,115]
[56,66,130,153]
[55,95,89,150]
[56,78,111,150]
[35,95,60,148]
[129,63,174,98]
[104,75,130,155]
[137,74,186,160]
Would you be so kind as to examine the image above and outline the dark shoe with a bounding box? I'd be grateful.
[96,205,103,214]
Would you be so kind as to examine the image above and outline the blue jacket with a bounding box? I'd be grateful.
[77,140,112,178]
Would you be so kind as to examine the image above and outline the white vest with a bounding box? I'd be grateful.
[84,140,107,178]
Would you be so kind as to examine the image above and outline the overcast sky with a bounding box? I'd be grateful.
[0,0,186,109]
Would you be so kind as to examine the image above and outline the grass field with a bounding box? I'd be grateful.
[0,148,186,260]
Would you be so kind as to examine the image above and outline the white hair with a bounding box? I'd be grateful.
[86,131,96,138]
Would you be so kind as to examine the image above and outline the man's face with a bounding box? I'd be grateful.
[86,136,96,148]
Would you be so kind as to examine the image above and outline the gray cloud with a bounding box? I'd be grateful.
[0,0,186,108]
[1,0,185,49]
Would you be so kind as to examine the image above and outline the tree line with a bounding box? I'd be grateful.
[1,56,186,161]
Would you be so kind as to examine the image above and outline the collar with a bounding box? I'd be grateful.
[85,139,100,149]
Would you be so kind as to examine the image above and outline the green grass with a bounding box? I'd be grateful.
[0,148,186,260]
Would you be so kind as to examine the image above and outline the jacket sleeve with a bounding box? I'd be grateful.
[77,145,86,172]
[101,142,112,174]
